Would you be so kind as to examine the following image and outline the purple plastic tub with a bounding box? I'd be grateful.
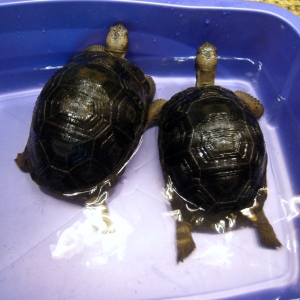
[0,1,299,299]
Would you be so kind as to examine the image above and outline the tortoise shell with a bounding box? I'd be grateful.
[159,85,267,219]
[20,49,152,194]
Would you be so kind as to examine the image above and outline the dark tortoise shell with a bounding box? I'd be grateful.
[159,86,267,214]
[16,25,155,231]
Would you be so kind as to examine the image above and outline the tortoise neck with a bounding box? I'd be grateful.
[196,68,216,88]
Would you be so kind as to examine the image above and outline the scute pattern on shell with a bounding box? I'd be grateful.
[159,86,267,215]
[23,50,151,193]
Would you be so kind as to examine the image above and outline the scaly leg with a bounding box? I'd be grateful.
[253,210,281,248]
[240,186,281,249]
[176,221,196,263]
[147,99,167,128]
[145,75,156,102]
[234,90,264,119]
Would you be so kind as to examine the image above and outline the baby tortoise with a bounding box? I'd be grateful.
[16,24,155,231]
[149,42,281,262]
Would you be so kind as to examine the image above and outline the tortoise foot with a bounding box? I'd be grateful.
[256,223,282,249]
[101,217,116,234]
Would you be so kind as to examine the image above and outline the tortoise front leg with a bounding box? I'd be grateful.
[145,75,156,102]
[146,99,167,128]
[234,91,264,119]
[82,45,106,52]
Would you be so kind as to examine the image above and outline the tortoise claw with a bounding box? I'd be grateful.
[101,223,116,235]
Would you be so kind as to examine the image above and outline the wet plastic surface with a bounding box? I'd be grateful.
[1,1,300,299]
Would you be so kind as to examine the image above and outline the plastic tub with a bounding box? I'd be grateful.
[0,1,299,299]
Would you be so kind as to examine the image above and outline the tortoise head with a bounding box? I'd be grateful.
[106,24,129,58]
[195,42,218,88]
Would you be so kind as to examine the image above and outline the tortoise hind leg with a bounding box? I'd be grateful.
[253,210,282,248]
[65,175,121,234]
[176,221,196,263]
[240,187,282,249]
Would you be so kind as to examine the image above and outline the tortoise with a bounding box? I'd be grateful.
[16,24,155,231]
[148,42,281,262]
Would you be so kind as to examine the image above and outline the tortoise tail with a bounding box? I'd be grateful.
[15,150,29,172]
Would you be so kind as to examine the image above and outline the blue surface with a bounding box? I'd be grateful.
[0,1,299,299]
